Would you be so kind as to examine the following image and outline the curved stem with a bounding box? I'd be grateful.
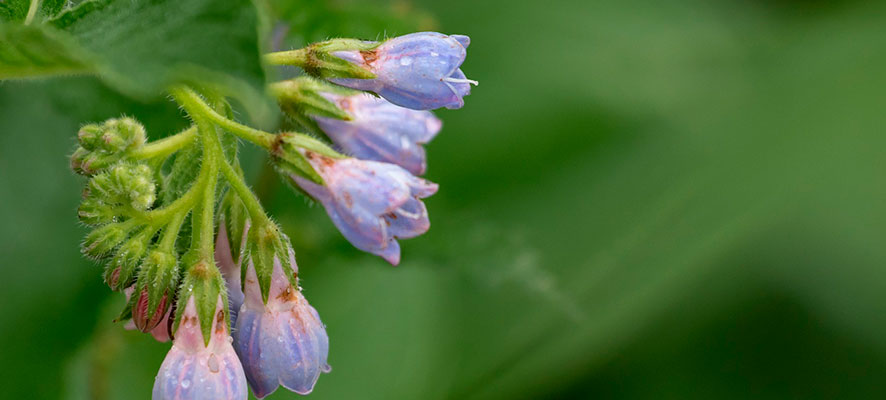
[158,210,187,252]
[141,175,205,226]
[169,87,275,149]
[130,127,197,160]
[218,158,271,226]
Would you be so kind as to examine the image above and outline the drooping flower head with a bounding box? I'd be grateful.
[330,32,476,110]
[313,93,442,175]
[153,295,248,400]
[232,245,330,398]
[289,152,438,265]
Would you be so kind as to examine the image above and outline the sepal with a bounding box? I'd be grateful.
[243,223,295,304]
[270,133,342,185]
[270,77,354,121]
[221,190,249,264]
[289,38,378,80]
[174,255,227,346]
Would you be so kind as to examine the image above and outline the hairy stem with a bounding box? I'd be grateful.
[130,127,197,160]
[264,48,309,67]
[169,87,275,149]
[158,210,187,252]
[187,118,220,258]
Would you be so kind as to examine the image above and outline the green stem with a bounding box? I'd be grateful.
[218,158,271,226]
[264,49,309,67]
[189,119,220,258]
[169,87,275,149]
[141,174,205,226]
[130,127,197,160]
[158,211,187,252]
[24,0,40,25]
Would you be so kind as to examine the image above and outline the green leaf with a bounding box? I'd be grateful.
[1,0,272,123]
[0,23,92,77]
[0,0,69,23]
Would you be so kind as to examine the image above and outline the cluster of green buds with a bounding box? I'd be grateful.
[71,117,147,175]
[69,31,475,400]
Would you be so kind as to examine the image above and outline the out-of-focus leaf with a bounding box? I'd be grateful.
[0,0,273,124]
[0,23,91,77]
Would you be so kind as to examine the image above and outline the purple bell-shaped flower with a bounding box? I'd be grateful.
[330,32,477,110]
[290,151,438,265]
[152,296,248,400]
[232,250,330,398]
[314,92,442,175]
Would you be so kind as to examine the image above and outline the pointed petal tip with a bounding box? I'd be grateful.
[451,34,471,49]
[378,241,402,265]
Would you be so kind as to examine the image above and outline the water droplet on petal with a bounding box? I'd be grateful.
[208,354,220,373]
[399,56,413,66]
[181,379,191,389]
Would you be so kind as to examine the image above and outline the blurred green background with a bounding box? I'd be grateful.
[3,0,886,399]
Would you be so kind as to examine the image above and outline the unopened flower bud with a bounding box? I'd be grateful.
[233,248,329,398]
[104,231,152,290]
[71,117,147,175]
[288,151,437,265]
[78,117,146,153]
[88,162,157,210]
[82,222,134,259]
[313,92,442,175]
[153,296,247,400]
[132,250,178,332]
[71,148,119,175]
[329,32,477,110]
[123,286,173,342]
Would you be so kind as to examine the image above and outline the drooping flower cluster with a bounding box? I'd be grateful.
[72,31,473,399]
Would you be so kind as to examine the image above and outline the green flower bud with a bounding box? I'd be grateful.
[77,124,106,151]
[79,117,146,153]
[82,222,135,259]
[104,230,153,291]
[71,117,147,175]
[79,163,157,224]
[78,196,118,226]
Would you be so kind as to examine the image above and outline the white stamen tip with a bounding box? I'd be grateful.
[443,77,479,86]
[395,207,423,219]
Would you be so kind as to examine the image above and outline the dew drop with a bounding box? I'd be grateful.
[208,354,220,373]
[181,379,191,389]
[399,56,413,66]
[430,51,439,57]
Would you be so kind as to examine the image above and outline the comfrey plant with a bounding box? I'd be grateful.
[65,32,476,399]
